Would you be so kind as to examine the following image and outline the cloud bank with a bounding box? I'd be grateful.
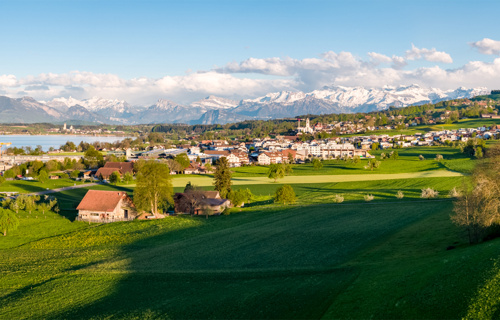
[1,42,499,105]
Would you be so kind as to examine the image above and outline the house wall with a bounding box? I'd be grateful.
[77,198,138,222]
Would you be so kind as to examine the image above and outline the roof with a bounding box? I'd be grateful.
[103,162,134,174]
[76,190,132,212]
[96,167,121,178]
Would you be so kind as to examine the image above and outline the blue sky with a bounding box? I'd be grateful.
[1,0,500,104]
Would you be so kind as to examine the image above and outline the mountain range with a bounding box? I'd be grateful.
[0,85,489,125]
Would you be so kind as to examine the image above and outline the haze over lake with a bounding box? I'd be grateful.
[0,135,130,151]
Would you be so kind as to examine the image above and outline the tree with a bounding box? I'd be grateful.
[175,153,190,172]
[390,150,399,160]
[123,172,134,184]
[204,163,213,173]
[83,146,104,168]
[268,163,285,182]
[109,171,121,185]
[38,170,49,184]
[274,184,296,205]
[0,208,19,236]
[364,158,380,171]
[213,157,232,198]
[70,170,80,179]
[177,188,205,215]
[133,161,173,216]
[184,181,195,192]
[451,174,500,244]
[228,188,254,207]
[312,158,323,170]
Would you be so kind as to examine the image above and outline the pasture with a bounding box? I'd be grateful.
[1,199,499,319]
[1,144,498,319]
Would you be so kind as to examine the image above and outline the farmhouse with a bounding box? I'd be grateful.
[76,190,138,223]
[103,162,134,174]
[174,191,232,215]
[95,167,121,180]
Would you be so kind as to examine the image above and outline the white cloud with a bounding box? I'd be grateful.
[0,75,18,87]
[405,44,453,63]
[0,43,498,105]
[470,38,500,55]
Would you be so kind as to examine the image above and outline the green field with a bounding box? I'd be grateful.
[345,118,500,137]
[2,145,499,319]
[1,197,500,319]
[0,178,88,194]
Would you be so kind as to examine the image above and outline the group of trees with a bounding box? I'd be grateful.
[451,144,500,243]
[0,195,60,236]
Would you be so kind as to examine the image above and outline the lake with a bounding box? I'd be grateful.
[0,135,131,151]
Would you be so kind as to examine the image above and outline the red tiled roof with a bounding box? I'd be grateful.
[103,162,134,174]
[96,167,121,179]
[76,190,132,212]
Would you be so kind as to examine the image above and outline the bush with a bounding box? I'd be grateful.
[274,185,296,205]
[435,154,444,161]
[228,188,254,207]
[364,194,374,202]
[333,194,344,203]
[222,207,233,215]
[421,188,439,199]
[396,190,404,199]
[448,187,460,198]
[419,155,425,161]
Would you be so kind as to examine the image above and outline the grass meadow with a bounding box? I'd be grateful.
[1,145,499,319]
[1,198,500,319]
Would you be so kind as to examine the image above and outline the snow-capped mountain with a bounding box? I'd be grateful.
[47,96,132,113]
[0,85,489,124]
[190,95,239,110]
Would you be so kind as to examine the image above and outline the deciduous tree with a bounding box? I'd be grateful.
[133,161,173,216]
[109,171,121,185]
[0,208,19,236]
[274,184,296,205]
[312,158,323,170]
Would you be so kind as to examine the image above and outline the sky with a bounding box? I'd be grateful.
[1,0,500,105]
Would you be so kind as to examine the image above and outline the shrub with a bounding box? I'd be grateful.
[396,190,404,199]
[364,194,374,202]
[435,154,444,161]
[222,207,233,215]
[448,187,461,198]
[274,185,296,205]
[419,155,425,161]
[390,150,399,160]
[421,187,439,199]
[364,158,380,171]
[333,194,344,203]
[380,153,387,160]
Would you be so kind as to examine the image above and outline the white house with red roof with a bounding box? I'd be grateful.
[76,190,138,223]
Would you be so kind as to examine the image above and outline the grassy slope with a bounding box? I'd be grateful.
[1,200,499,319]
[0,178,86,194]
